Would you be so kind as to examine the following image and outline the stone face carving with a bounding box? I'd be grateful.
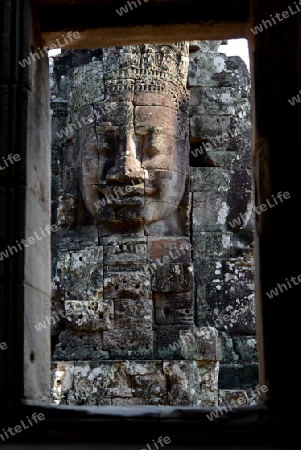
[50,40,257,407]
[87,99,188,229]
[51,43,213,407]
[72,44,190,236]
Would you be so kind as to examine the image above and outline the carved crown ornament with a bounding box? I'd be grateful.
[69,43,190,111]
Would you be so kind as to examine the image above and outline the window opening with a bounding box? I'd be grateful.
[49,39,259,410]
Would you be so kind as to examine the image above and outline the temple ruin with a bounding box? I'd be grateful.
[50,40,257,407]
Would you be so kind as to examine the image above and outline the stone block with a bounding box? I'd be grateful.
[144,195,190,237]
[155,325,191,360]
[195,283,225,329]
[103,329,153,359]
[224,257,255,284]
[218,364,259,390]
[104,239,147,266]
[57,226,99,251]
[99,200,145,224]
[134,92,174,108]
[52,330,109,361]
[218,333,240,364]
[114,298,152,329]
[232,336,258,363]
[58,360,197,406]
[51,362,74,405]
[51,361,170,406]
[189,101,237,118]
[188,52,227,87]
[212,56,251,91]
[132,373,167,401]
[180,327,219,361]
[197,361,219,406]
[190,167,231,192]
[193,232,233,258]
[189,86,244,109]
[193,190,229,232]
[103,271,151,299]
[56,246,103,300]
[226,172,253,233]
[193,258,224,286]
[221,284,256,334]
[53,346,109,362]
[154,292,194,325]
[65,299,114,331]
[229,168,252,193]
[193,150,250,170]
[111,398,143,406]
[125,361,163,376]
[73,362,133,401]
[152,264,194,292]
[163,361,202,406]
[193,257,254,286]
[67,392,112,406]
[196,283,256,334]
[190,115,232,140]
[70,61,104,110]
[218,389,250,408]
[193,231,252,259]
[147,237,192,263]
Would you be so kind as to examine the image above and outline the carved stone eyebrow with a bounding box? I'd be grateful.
[134,128,149,136]
[96,125,120,132]
[135,126,165,136]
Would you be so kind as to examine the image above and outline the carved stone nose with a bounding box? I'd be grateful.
[106,155,144,182]
[106,136,144,183]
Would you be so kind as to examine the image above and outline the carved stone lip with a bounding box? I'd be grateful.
[99,185,144,197]
[99,183,157,197]
[144,187,158,196]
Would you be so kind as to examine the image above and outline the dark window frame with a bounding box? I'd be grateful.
[2,0,293,447]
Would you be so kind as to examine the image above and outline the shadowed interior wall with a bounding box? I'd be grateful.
[0,0,51,407]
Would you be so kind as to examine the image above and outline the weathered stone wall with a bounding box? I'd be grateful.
[50,41,257,407]
[52,328,220,407]
[188,41,257,391]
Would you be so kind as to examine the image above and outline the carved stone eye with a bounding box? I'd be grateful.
[144,145,159,156]
[142,135,160,156]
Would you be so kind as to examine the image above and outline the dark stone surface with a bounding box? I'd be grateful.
[218,364,259,390]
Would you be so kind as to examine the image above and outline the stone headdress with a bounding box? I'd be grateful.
[69,43,190,111]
